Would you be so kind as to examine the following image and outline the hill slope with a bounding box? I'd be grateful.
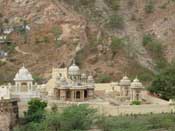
[0,0,175,83]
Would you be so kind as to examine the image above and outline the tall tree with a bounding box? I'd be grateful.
[148,64,175,100]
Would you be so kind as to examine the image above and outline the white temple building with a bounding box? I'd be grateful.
[130,78,144,101]
[11,65,40,100]
[0,65,40,101]
[47,61,95,102]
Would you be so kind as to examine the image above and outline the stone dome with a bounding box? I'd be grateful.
[119,76,131,86]
[87,75,94,83]
[131,78,143,89]
[14,65,33,81]
[68,62,80,76]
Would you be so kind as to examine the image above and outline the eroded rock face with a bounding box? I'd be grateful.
[0,99,18,131]
[0,0,175,82]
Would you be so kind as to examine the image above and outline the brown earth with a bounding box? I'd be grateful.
[0,0,175,83]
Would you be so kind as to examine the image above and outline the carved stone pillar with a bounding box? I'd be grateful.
[71,90,75,101]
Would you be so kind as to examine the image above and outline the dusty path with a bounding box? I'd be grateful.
[15,46,30,55]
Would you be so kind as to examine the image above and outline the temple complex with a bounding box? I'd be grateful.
[0,63,145,103]
[52,62,95,102]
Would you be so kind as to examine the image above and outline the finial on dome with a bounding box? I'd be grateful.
[72,59,76,65]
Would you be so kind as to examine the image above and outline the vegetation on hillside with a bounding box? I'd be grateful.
[145,0,155,13]
[110,37,125,57]
[142,34,168,72]
[148,63,175,100]
[96,73,112,83]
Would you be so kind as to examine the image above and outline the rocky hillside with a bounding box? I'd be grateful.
[0,0,175,84]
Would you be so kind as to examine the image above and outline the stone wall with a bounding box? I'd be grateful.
[0,99,19,131]
[47,100,174,116]
[92,104,174,116]
[0,86,10,99]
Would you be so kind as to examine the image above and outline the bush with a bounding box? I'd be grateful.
[33,75,44,84]
[145,0,155,13]
[63,0,95,7]
[96,73,112,83]
[24,98,47,123]
[105,0,120,11]
[131,101,141,105]
[143,34,153,46]
[143,34,161,50]
[143,34,163,55]
[52,26,62,37]
[3,43,16,52]
[110,37,125,56]
[15,105,175,131]
[0,61,6,66]
[35,36,49,44]
[78,0,95,6]
[60,104,97,131]
[51,104,58,112]
[97,113,175,131]
[137,67,155,82]
[108,15,124,29]
[143,34,167,71]
[15,104,97,131]
[147,64,175,100]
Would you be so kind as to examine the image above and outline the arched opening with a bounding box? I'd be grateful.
[21,83,28,92]
[136,91,140,101]
[76,91,80,99]
[84,90,88,98]
[54,88,60,99]
[66,90,71,99]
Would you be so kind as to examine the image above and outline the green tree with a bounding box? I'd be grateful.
[15,104,96,131]
[145,0,155,13]
[110,37,125,56]
[41,112,61,131]
[33,75,44,84]
[14,122,41,131]
[60,104,97,131]
[96,73,112,83]
[105,0,120,11]
[147,64,175,100]
[24,98,47,123]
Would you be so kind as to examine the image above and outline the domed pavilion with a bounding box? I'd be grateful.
[53,61,95,102]
[11,65,39,100]
[130,78,144,101]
